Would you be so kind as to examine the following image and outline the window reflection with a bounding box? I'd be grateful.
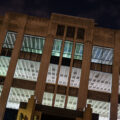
[63,41,73,58]
[74,43,83,60]
[92,46,113,65]
[21,35,45,54]
[52,39,62,57]
[2,32,16,49]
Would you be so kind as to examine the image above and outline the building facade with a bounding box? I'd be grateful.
[0,12,120,120]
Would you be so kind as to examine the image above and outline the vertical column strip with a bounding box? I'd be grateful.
[0,15,28,120]
[52,26,67,106]
[35,22,56,104]
[64,28,77,108]
[110,31,120,120]
[77,28,93,111]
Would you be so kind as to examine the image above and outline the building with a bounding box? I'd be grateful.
[0,12,119,120]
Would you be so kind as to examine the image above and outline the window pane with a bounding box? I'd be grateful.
[89,70,112,93]
[52,39,62,57]
[70,67,81,88]
[21,35,45,54]
[46,64,58,84]
[0,56,10,76]
[14,59,40,81]
[92,46,113,65]
[67,96,77,110]
[58,66,70,86]
[42,92,53,106]
[54,94,66,108]
[74,43,83,60]
[2,32,16,49]
[63,41,73,58]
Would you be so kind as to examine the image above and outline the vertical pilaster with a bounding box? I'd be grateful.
[35,21,57,104]
[77,28,93,111]
[0,14,27,120]
[110,31,120,120]
[0,13,9,54]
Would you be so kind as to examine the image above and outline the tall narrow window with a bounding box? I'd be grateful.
[66,26,75,38]
[52,39,62,57]
[74,43,83,60]
[77,28,85,39]
[63,41,73,59]
[56,25,65,36]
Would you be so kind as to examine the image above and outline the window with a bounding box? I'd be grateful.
[56,25,65,36]
[1,32,16,57]
[74,43,83,60]
[63,41,73,58]
[2,32,16,49]
[66,26,75,38]
[92,46,113,65]
[77,28,85,39]
[21,35,45,54]
[52,39,62,57]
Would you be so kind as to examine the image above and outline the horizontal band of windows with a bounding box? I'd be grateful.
[1,32,113,65]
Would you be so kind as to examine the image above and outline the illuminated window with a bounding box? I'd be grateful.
[63,41,73,58]
[1,32,16,57]
[74,43,83,60]
[52,39,62,57]
[2,32,16,49]
[42,92,53,106]
[67,96,77,110]
[21,35,45,54]
[52,40,83,60]
[92,46,113,65]
[54,94,66,108]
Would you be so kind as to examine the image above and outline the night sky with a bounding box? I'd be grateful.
[0,0,120,29]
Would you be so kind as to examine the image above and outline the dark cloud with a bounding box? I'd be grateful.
[0,0,49,17]
[0,0,24,15]
[23,0,49,17]
[0,0,120,29]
